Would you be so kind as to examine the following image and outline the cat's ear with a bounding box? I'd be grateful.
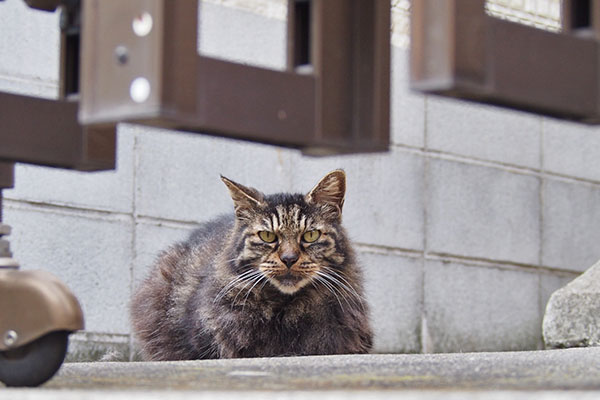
[221,176,265,219]
[306,169,346,218]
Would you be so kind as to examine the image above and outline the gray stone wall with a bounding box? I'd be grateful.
[0,0,594,359]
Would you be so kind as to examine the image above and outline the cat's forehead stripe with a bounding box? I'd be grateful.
[273,204,301,227]
[300,214,307,231]
[271,214,278,231]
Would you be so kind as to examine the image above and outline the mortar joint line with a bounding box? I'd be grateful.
[538,117,546,349]
[420,94,430,353]
[391,142,600,188]
[128,132,141,361]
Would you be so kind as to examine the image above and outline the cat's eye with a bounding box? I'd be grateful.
[302,230,321,243]
[258,231,277,243]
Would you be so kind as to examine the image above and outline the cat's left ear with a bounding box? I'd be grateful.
[306,169,346,219]
[221,176,265,219]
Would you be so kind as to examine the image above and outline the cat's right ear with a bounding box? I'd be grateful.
[221,176,265,219]
[305,169,346,221]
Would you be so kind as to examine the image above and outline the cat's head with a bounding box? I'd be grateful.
[221,170,349,295]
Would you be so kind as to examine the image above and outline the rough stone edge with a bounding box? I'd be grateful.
[543,259,600,349]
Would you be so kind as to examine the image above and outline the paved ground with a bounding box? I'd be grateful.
[2,348,600,399]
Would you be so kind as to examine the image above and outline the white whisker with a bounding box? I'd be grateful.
[231,272,263,306]
[213,268,261,303]
[241,274,267,312]
[313,274,345,312]
[320,267,365,308]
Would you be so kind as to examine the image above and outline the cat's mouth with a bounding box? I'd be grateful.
[270,271,310,295]
[278,273,300,286]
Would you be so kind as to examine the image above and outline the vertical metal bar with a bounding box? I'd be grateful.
[411,0,486,90]
[161,0,198,118]
[0,162,15,222]
[309,0,389,152]
[593,0,600,37]
[311,0,351,145]
[354,0,390,150]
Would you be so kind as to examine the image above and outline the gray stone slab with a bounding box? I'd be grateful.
[424,260,541,352]
[5,124,135,213]
[427,97,541,169]
[543,118,600,182]
[199,2,285,69]
[289,148,425,251]
[543,259,600,348]
[2,390,600,400]
[542,178,600,272]
[0,0,59,89]
[41,348,600,391]
[427,159,540,265]
[391,48,425,148]
[2,204,134,334]
[360,251,421,353]
[135,127,294,223]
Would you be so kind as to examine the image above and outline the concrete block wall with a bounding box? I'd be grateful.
[0,0,594,359]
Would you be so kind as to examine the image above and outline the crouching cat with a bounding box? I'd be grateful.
[131,170,372,360]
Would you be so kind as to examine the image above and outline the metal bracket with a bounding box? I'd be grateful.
[1,0,389,169]
[78,0,390,155]
[0,0,116,171]
[410,0,600,123]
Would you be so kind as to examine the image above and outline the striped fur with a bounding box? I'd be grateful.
[131,170,373,360]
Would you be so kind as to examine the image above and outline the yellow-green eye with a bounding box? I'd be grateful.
[258,231,277,243]
[302,230,321,243]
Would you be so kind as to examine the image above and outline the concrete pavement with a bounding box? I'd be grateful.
[2,348,600,398]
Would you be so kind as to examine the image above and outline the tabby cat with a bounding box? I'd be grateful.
[131,170,372,360]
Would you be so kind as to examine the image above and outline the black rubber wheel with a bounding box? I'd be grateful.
[0,331,69,387]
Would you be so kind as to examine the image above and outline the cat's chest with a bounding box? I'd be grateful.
[259,297,318,324]
[211,296,335,357]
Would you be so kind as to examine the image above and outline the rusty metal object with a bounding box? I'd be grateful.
[0,269,84,351]
[410,0,600,123]
[79,0,390,154]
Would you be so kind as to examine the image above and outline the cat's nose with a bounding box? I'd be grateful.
[280,252,299,268]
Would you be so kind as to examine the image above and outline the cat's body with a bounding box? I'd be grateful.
[131,171,373,360]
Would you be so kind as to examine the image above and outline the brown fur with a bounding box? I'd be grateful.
[131,170,373,360]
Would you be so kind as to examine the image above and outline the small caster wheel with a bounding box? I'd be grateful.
[0,330,69,387]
